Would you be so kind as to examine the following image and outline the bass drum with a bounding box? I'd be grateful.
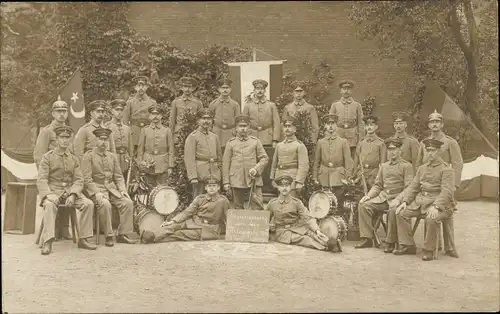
[318,215,347,242]
[308,190,338,219]
[133,203,164,235]
[148,185,179,216]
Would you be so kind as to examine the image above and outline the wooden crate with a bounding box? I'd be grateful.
[3,182,38,235]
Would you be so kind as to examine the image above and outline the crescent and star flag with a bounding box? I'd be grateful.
[227,60,284,109]
[59,69,86,131]
[421,79,465,122]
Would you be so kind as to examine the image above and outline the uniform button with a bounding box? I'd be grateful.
[279,165,283,169]
[328,162,333,167]
[222,124,227,129]
[344,124,348,128]
[203,219,208,224]
[62,182,67,187]
[258,126,262,131]
[364,164,369,168]
[140,123,144,127]
[154,150,158,154]
[209,158,215,162]
[285,225,290,228]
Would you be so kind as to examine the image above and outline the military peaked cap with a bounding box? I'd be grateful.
[274,175,294,185]
[363,115,379,124]
[198,108,214,119]
[217,76,233,87]
[132,76,150,85]
[179,76,199,86]
[282,115,297,126]
[234,114,251,124]
[148,105,163,114]
[92,128,112,139]
[423,138,444,149]
[392,111,410,122]
[338,79,355,89]
[291,81,306,91]
[384,137,403,149]
[88,100,107,112]
[252,79,268,89]
[205,176,220,184]
[54,126,73,137]
[110,99,127,109]
[322,114,339,123]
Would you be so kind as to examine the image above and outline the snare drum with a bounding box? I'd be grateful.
[318,215,347,242]
[148,185,179,216]
[133,203,164,235]
[308,190,338,219]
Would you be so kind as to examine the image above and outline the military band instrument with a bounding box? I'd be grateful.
[133,203,164,235]
[148,185,179,215]
[307,190,338,219]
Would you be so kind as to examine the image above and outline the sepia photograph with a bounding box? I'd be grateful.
[1,1,499,312]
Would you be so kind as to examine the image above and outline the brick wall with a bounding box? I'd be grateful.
[128,1,416,137]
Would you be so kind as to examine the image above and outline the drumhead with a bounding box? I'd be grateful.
[150,186,179,215]
[308,191,331,219]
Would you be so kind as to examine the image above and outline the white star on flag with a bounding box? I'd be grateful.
[71,92,79,103]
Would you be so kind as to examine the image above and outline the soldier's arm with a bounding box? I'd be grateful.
[222,143,232,186]
[136,128,146,163]
[108,132,116,153]
[366,167,383,199]
[233,100,241,117]
[70,156,84,196]
[112,154,127,192]
[297,199,320,232]
[242,103,249,116]
[402,166,422,204]
[254,140,269,174]
[184,133,198,181]
[296,143,309,184]
[434,167,454,210]
[37,153,52,201]
[394,163,415,204]
[172,195,201,223]
[271,103,281,142]
[73,127,86,161]
[310,107,319,143]
[269,144,279,180]
[169,101,177,130]
[312,141,321,181]
[80,152,99,197]
[449,139,464,187]
[357,103,365,139]
[380,141,387,164]
[343,139,354,175]
[167,128,175,169]
[33,128,50,168]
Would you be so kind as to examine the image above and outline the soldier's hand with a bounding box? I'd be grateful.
[396,202,407,215]
[95,192,105,204]
[427,206,439,220]
[223,184,231,191]
[248,168,257,177]
[45,194,59,204]
[313,179,320,186]
[65,194,76,207]
[359,195,370,204]
[315,229,329,243]
[388,199,399,209]
[160,220,174,228]
[272,141,277,148]
[121,191,131,199]
[190,179,199,184]
[295,182,304,190]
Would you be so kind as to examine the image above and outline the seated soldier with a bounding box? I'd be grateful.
[81,128,136,247]
[268,175,342,253]
[140,177,230,243]
[37,126,96,255]
[393,138,455,261]
[355,137,414,250]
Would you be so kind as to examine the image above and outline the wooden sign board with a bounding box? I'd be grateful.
[225,209,270,243]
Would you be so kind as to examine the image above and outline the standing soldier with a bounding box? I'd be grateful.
[81,128,136,247]
[107,99,133,177]
[355,137,414,250]
[242,79,281,148]
[223,115,269,210]
[208,76,241,151]
[34,97,73,240]
[329,79,364,157]
[391,111,419,172]
[137,105,174,186]
[415,110,462,258]
[73,100,116,161]
[184,108,222,198]
[37,126,96,255]
[312,114,353,207]
[270,116,309,198]
[353,115,386,192]
[170,76,203,135]
[283,82,320,144]
[122,76,158,156]
[393,138,455,261]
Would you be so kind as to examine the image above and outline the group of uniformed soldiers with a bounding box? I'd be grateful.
[34,74,463,261]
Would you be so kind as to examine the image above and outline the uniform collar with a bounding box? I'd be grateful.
[293,99,305,106]
[278,195,292,204]
[135,93,147,101]
[428,158,444,168]
[365,134,377,142]
[394,132,407,139]
[325,132,338,140]
[197,126,209,135]
[93,147,108,157]
[150,123,161,129]
[111,119,122,126]
[341,97,353,105]
[431,131,445,141]
[182,94,193,101]
[237,135,248,141]
[53,147,69,156]
[284,135,297,143]
[253,96,267,104]
[389,157,402,165]
[51,120,66,128]
[219,96,230,103]
[91,120,105,128]
[204,194,219,202]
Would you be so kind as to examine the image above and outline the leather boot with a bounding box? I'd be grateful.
[384,243,396,253]
[140,230,156,244]
[105,236,115,247]
[422,250,434,261]
[116,235,137,244]
[78,238,97,250]
[354,238,373,249]
[445,250,459,258]
[41,240,53,255]
[393,245,417,255]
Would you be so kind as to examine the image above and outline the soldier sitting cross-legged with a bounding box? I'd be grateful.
[140,177,231,244]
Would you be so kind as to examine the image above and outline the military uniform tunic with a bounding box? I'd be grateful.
[358,157,414,240]
[354,134,386,190]
[169,95,203,133]
[33,121,74,168]
[137,123,175,175]
[37,148,94,247]
[208,96,241,148]
[150,194,230,242]
[242,97,281,146]
[270,136,309,195]
[283,100,319,143]
[329,97,364,148]
[122,94,158,148]
[312,133,353,187]
[73,121,116,161]
[268,196,325,250]
[396,158,454,251]
[81,148,134,237]
[393,132,419,172]
[107,120,133,174]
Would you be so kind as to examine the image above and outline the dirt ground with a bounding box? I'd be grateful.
[2,195,499,313]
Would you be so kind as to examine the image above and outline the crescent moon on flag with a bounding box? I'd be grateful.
[70,105,86,118]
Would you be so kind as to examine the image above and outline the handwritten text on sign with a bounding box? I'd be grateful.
[225,209,270,243]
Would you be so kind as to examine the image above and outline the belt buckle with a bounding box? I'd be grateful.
[364,164,369,168]
[279,165,283,169]
[257,126,262,131]
[203,219,208,224]
[140,122,145,127]
[285,224,290,228]
[62,182,67,187]
[328,162,333,167]
[344,124,348,128]
[423,191,429,196]
[222,124,227,129]
[209,158,215,163]
[154,150,158,155]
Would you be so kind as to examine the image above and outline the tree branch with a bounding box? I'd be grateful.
[448,2,473,60]
[462,0,478,57]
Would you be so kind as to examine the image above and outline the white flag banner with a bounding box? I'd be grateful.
[1,149,38,180]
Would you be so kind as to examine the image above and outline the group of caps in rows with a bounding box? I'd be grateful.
[35,74,463,261]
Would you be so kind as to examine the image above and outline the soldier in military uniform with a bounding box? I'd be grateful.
[355,137,414,250]
[268,175,341,253]
[242,79,281,148]
[208,76,241,150]
[391,111,419,173]
[140,177,230,244]
[222,115,269,210]
[37,126,96,255]
[107,99,133,178]
[185,108,222,198]
[312,114,353,208]
[170,76,203,135]
[415,110,462,258]
[122,76,158,155]
[73,100,116,161]
[393,138,455,260]
[270,116,309,198]
[353,115,386,192]
[329,79,364,158]
[282,82,319,143]
[81,128,136,247]
[34,97,73,240]
[137,105,174,186]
